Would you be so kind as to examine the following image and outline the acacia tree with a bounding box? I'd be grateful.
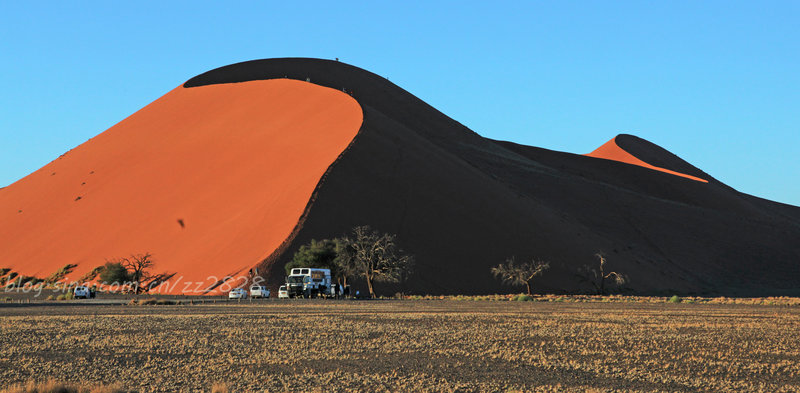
[332,239,358,288]
[102,253,173,294]
[579,253,627,295]
[122,253,154,287]
[340,226,413,298]
[99,261,131,285]
[285,239,345,284]
[491,257,550,295]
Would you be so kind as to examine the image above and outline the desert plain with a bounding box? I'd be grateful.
[1,299,798,392]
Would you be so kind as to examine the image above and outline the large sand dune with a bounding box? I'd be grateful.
[2,58,798,296]
[0,79,361,293]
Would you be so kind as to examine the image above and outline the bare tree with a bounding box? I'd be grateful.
[340,226,414,298]
[578,253,627,295]
[491,257,550,295]
[104,253,173,294]
[333,238,358,288]
[121,253,154,293]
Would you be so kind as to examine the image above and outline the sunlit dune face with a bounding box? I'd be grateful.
[586,137,708,183]
[0,79,363,293]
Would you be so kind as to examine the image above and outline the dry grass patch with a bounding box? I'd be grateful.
[0,301,798,392]
[0,380,125,393]
[403,294,800,306]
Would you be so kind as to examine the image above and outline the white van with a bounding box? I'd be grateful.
[250,285,270,298]
[73,286,95,299]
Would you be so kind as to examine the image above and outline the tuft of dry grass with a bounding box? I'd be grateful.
[209,382,228,393]
[0,379,125,393]
[55,293,74,301]
[127,298,177,306]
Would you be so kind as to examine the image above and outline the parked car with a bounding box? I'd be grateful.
[73,286,95,299]
[278,285,289,299]
[249,285,270,298]
[228,288,247,299]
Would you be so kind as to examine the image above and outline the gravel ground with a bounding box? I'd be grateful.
[1,300,798,392]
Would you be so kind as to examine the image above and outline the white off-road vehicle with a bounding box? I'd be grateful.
[285,268,333,298]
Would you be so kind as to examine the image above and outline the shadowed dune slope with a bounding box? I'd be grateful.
[0,79,362,293]
[189,58,800,296]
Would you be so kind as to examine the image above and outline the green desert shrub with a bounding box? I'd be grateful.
[44,264,78,284]
[286,239,341,275]
[56,292,74,301]
[22,277,43,286]
[668,295,682,303]
[511,294,534,302]
[77,266,104,284]
[99,262,131,285]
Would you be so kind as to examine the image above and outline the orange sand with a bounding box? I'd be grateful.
[0,79,362,293]
[587,137,707,183]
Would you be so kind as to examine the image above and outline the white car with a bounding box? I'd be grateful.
[278,285,289,299]
[228,288,247,299]
[73,286,95,299]
[249,285,270,298]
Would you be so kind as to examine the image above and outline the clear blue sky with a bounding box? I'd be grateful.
[1,2,798,205]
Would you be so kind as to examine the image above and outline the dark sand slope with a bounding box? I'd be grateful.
[188,58,800,296]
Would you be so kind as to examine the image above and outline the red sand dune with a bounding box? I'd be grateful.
[4,58,798,297]
[586,136,708,183]
[0,79,362,293]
